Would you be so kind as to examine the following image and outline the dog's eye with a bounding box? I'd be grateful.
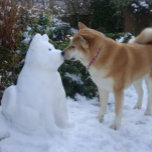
[71,46,75,49]
[48,48,52,51]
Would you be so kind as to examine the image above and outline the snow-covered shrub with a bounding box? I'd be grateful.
[130,0,152,14]
[59,60,97,99]
[106,32,133,43]
[50,23,71,41]
[28,14,53,35]
[115,33,134,43]
[127,0,152,34]
[52,5,66,15]
[0,43,28,98]
[109,0,152,34]
[64,0,91,15]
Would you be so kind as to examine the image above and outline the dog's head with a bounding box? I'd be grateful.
[62,22,104,66]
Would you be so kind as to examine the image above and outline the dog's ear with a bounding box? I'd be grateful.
[78,22,87,29]
[76,35,89,49]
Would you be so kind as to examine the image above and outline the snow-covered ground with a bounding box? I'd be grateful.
[0,81,152,152]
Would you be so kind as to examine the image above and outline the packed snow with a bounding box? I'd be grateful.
[0,81,152,152]
[116,33,134,43]
[0,34,152,152]
[1,34,69,135]
[139,1,149,9]
[65,73,83,84]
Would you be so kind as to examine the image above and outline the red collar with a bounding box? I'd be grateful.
[87,48,102,69]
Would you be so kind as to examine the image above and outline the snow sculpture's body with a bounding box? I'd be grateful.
[1,34,68,134]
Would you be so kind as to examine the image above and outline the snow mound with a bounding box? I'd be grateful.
[0,83,152,152]
[1,34,69,135]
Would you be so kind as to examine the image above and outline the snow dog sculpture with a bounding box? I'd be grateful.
[1,34,69,134]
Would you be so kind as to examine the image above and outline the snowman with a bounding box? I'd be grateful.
[1,34,69,134]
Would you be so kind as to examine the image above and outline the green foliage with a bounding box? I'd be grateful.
[38,14,52,26]
[90,0,124,33]
[109,0,128,9]
[0,45,25,93]
[51,39,70,50]
[50,24,71,41]
[105,32,133,42]
[105,33,125,40]
[59,60,97,99]
[29,14,53,35]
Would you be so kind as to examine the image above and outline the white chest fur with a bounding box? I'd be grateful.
[89,68,114,92]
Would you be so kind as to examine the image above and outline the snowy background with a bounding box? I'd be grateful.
[0,81,152,152]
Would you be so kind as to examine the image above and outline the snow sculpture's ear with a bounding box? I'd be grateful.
[33,33,41,40]
[31,34,42,45]
[42,34,49,41]
[29,34,42,51]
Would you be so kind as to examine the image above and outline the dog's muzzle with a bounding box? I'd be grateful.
[70,58,75,61]
[61,51,75,61]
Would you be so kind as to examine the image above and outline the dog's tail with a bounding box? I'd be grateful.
[128,28,152,44]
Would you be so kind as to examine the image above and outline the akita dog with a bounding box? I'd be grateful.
[62,22,152,130]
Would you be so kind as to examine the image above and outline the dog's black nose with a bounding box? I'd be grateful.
[61,51,65,56]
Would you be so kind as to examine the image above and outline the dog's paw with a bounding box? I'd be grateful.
[110,122,120,130]
[144,110,152,115]
[99,117,104,123]
[133,104,142,109]
[96,114,104,123]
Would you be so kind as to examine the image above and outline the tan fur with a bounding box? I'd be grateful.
[133,28,152,44]
[63,22,152,129]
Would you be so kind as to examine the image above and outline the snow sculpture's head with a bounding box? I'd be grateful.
[27,34,64,70]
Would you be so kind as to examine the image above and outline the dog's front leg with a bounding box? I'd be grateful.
[110,88,124,130]
[97,88,109,122]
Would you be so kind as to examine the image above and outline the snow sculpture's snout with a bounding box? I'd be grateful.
[51,49,64,69]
